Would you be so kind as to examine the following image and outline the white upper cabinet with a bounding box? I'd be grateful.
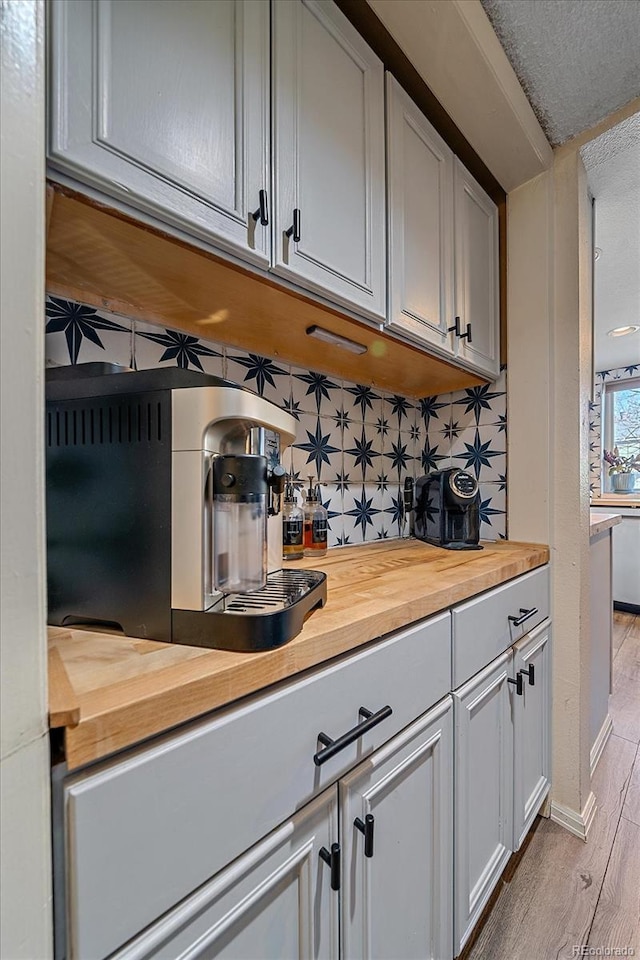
[453,159,500,379]
[271,0,386,321]
[49,0,271,266]
[386,75,455,356]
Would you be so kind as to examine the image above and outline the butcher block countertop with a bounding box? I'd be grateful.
[49,539,549,770]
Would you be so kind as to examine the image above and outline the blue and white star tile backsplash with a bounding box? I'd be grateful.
[589,365,639,496]
[45,295,509,543]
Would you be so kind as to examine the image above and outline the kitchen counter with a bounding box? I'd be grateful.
[49,539,549,770]
[589,511,622,537]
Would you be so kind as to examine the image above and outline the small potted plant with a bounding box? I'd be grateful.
[603,447,640,492]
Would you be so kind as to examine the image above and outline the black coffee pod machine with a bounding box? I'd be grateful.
[412,468,483,550]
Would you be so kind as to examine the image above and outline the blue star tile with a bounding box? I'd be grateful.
[136,326,223,373]
[375,472,391,492]
[384,488,405,531]
[281,392,302,421]
[226,351,288,400]
[375,416,390,437]
[452,427,504,481]
[292,416,341,481]
[46,296,130,365]
[418,395,449,427]
[343,383,382,423]
[384,435,412,479]
[332,407,351,430]
[343,485,381,537]
[344,424,383,480]
[420,439,448,475]
[452,384,505,426]
[292,370,341,414]
[383,393,415,429]
[478,484,507,540]
[334,470,353,493]
[440,418,461,443]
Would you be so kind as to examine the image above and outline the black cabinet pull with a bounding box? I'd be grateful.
[519,664,535,686]
[319,842,341,890]
[251,189,269,226]
[508,673,523,696]
[285,208,301,243]
[314,705,393,766]
[447,316,462,337]
[448,317,472,343]
[508,607,539,627]
[354,813,375,858]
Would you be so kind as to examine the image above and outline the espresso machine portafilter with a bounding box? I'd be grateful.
[46,365,326,651]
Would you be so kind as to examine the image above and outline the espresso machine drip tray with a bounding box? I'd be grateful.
[172,569,327,652]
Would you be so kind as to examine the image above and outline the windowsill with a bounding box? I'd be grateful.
[592,494,640,508]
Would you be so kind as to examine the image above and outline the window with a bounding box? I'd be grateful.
[602,377,640,492]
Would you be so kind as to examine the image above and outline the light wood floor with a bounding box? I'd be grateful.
[464,611,640,960]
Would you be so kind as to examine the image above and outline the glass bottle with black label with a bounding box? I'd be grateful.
[303,477,328,557]
[282,480,304,561]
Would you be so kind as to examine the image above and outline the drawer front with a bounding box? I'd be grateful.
[65,613,450,959]
[452,565,549,688]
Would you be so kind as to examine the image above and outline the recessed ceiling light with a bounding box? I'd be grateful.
[607,325,640,338]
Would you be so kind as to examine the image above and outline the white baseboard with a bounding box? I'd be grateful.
[590,713,613,778]
[550,791,597,841]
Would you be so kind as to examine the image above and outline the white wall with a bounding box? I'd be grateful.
[0,2,52,956]
[507,146,594,828]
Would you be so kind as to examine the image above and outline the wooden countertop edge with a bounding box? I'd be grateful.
[48,645,81,728]
[60,544,549,769]
[589,512,622,537]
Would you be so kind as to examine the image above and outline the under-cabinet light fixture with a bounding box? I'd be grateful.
[306,325,368,355]
[607,325,640,337]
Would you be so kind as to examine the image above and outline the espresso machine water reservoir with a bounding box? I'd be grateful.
[46,365,326,651]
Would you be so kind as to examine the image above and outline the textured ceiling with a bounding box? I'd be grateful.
[480,0,640,145]
[581,114,640,370]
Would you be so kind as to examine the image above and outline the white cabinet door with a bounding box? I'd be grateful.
[340,698,453,960]
[453,159,500,379]
[111,790,339,960]
[386,75,455,357]
[512,620,552,850]
[453,651,513,954]
[272,0,386,320]
[49,0,271,266]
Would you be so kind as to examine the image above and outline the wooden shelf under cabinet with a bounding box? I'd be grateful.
[45,184,485,398]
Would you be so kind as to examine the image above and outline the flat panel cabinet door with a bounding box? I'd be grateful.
[453,160,500,380]
[272,0,386,320]
[111,791,339,960]
[386,75,455,356]
[512,620,552,851]
[49,0,271,266]
[453,651,513,954]
[340,698,453,960]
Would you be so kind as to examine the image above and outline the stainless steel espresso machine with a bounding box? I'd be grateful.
[45,364,326,651]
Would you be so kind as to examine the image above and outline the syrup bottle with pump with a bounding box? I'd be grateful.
[303,476,328,557]
[282,479,304,561]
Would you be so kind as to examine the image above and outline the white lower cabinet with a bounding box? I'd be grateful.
[112,790,339,960]
[110,698,453,960]
[453,617,552,956]
[340,698,453,960]
[512,621,552,850]
[56,569,552,960]
[453,652,514,954]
